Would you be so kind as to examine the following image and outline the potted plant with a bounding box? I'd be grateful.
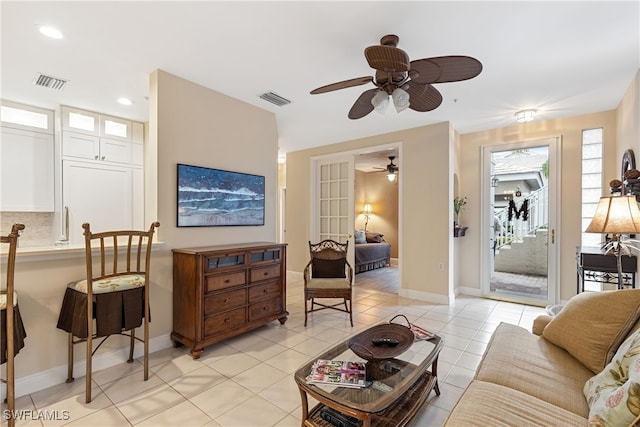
[453,196,468,237]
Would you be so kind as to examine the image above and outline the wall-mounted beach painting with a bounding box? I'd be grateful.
[177,163,265,227]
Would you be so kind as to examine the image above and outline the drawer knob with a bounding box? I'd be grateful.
[224,317,230,323]
[224,279,231,283]
[224,298,229,304]
[263,272,269,276]
[263,289,267,294]
[263,306,268,311]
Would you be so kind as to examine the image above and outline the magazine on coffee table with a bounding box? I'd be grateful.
[410,323,435,340]
[308,360,367,388]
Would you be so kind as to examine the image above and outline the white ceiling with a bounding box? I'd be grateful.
[2,1,639,168]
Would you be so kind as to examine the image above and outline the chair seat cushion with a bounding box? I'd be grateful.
[306,277,350,290]
[56,286,146,338]
[0,291,18,309]
[68,274,145,294]
[1,301,27,364]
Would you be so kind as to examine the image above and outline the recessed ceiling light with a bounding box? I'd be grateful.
[39,26,63,39]
[117,97,133,106]
[515,109,536,123]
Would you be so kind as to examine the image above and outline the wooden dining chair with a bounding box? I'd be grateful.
[304,239,354,327]
[56,221,159,403]
[1,223,26,427]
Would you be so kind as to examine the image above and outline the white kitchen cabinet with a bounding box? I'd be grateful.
[0,126,54,211]
[63,160,133,245]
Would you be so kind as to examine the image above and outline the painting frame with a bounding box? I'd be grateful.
[177,163,265,227]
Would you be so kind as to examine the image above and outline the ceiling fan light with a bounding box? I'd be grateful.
[515,109,536,123]
[387,172,397,182]
[392,88,410,113]
[371,91,389,113]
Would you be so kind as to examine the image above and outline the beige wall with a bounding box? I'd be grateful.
[458,111,618,302]
[617,70,640,166]
[354,171,399,258]
[286,121,453,302]
[8,69,279,387]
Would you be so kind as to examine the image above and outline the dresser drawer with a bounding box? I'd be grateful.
[249,281,281,303]
[203,307,246,337]
[250,265,280,283]
[206,271,246,292]
[204,289,246,316]
[249,297,282,322]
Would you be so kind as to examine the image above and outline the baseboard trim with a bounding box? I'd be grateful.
[399,288,450,304]
[456,286,483,297]
[5,333,173,399]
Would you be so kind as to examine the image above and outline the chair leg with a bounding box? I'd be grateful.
[85,294,93,404]
[6,307,15,427]
[144,316,149,381]
[128,328,135,363]
[304,297,308,327]
[66,333,75,383]
[348,299,353,327]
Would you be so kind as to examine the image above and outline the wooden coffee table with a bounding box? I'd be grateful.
[294,331,443,427]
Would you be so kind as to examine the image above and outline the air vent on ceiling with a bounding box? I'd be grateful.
[32,73,69,91]
[259,91,291,107]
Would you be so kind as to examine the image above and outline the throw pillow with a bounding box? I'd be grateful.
[365,232,383,243]
[312,257,346,278]
[583,327,640,426]
[542,289,640,374]
[354,230,366,244]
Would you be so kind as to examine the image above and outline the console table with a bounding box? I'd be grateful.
[576,246,637,293]
[172,242,288,359]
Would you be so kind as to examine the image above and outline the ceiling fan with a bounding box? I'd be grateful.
[373,156,399,181]
[310,34,482,120]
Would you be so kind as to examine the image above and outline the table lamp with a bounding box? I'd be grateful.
[362,204,373,231]
[585,195,640,288]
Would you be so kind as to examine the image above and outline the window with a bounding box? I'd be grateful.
[1,101,53,133]
[581,128,603,247]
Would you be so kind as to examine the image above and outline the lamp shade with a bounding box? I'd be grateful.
[585,195,640,234]
[371,91,389,113]
[362,203,373,215]
[387,173,397,182]
[392,88,410,113]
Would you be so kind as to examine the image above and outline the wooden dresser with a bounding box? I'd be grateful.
[172,242,288,359]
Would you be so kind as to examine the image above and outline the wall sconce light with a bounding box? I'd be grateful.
[515,109,536,123]
[362,203,373,231]
[491,176,499,187]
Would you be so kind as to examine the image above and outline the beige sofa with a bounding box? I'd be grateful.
[445,289,640,427]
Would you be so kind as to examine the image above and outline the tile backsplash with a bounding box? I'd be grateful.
[1,212,57,247]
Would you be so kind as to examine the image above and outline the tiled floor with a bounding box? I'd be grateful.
[5,268,545,426]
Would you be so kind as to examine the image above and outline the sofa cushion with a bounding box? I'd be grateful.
[365,231,383,243]
[583,328,640,426]
[475,322,593,416]
[354,230,366,244]
[542,289,640,374]
[444,381,588,427]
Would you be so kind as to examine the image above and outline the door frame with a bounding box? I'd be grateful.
[310,142,403,291]
[480,137,562,306]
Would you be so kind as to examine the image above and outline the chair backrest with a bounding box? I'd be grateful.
[83,222,160,287]
[309,239,349,261]
[1,224,24,298]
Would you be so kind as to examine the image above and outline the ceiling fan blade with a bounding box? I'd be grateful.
[403,81,443,112]
[364,45,410,72]
[410,56,482,84]
[310,76,374,94]
[348,89,378,120]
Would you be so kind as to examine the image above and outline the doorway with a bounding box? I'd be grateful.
[482,138,560,306]
[311,143,402,294]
